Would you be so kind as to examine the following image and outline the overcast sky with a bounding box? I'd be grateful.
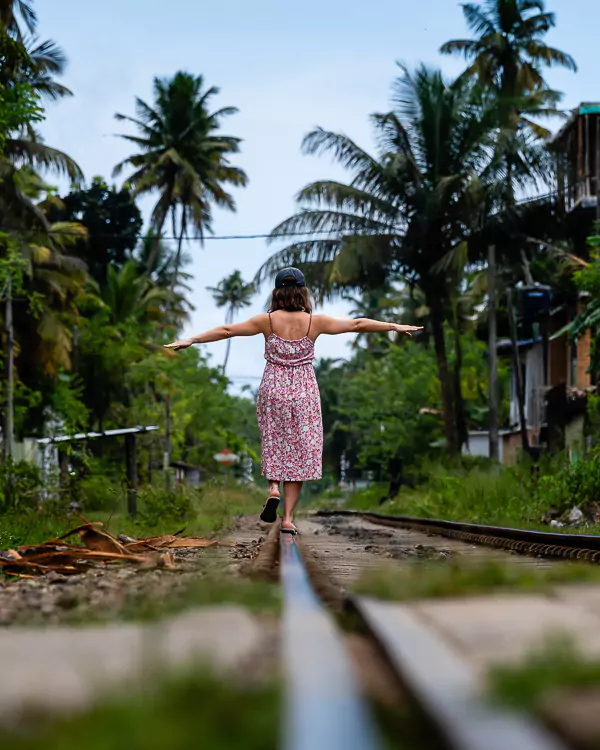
[37,0,596,391]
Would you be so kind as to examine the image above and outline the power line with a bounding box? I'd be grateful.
[0,191,558,241]
[1,228,344,241]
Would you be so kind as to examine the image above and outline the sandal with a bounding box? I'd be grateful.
[281,524,298,536]
[259,495,280,523]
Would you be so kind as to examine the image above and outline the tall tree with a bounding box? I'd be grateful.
[207,270,254,373]
[113,72,248,282]
[260,65,496,454]
[441,0,577,454]
[46,178,143,286]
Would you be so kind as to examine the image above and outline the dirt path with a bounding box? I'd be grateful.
[296,513,552,586]
[0,516,270,627]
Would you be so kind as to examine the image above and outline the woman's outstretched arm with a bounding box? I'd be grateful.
[314,315,423,337]
[165,315,267,351]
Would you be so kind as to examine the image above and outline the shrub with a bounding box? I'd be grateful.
[535,450,600,515]
[0,460,43,513]
[138,485,198,528]
[75,474,125,513]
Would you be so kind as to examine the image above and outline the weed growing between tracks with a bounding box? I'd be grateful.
[352,559,600,601]
[490,637,600,747]
[0,669,280,750]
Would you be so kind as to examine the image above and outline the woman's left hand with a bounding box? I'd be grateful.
[392,324,423,337]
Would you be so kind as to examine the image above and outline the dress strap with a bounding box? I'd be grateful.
[306,313,313,337]
[268,311,274,333]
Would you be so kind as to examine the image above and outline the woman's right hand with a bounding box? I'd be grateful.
[164,338,193,351]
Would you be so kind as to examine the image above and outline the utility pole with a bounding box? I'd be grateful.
[3,276,14,461]
[507,288,528,453]
[164,394,171,492]
[488,245,499,462]
[125,433,138,519]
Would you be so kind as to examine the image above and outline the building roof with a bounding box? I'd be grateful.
[170,460,203,471]
[496,337,542,353]
[37,425,159,445]
[550,102,600,145]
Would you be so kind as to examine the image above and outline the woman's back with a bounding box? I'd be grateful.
[268,310,313,342]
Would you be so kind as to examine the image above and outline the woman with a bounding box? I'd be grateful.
[165,267,422,534]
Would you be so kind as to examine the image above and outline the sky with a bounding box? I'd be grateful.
[37,0,598,392]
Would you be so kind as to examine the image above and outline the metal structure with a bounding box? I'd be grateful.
[280,533,383,750]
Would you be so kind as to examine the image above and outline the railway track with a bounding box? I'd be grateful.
[275,521,568,750]
[316,510,600,562]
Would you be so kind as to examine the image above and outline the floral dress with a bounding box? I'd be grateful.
[256,315,323,482]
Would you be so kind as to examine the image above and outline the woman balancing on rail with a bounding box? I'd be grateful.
[165,267,422,535]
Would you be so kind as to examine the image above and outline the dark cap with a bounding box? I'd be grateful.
[274,267,306,288]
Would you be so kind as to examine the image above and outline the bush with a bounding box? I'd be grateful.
[75,474,125,513]
[535,449,600,515]
[138,486,198,528]
[0,460,43,513]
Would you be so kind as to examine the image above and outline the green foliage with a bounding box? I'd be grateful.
[0,30,43,153]
[535,450,600,515]
[138,486,198,528]
[0,459,43,513]
[338,343,442,468]
[492,638,600,713]
[346,460,545,527]
[0,670,279,750]
[354,558,600,602]
[46,178,143,285]
[562,222,600,375]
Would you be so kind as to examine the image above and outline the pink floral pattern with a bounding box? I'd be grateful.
[257,333,323,482]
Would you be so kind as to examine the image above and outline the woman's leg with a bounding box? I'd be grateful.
[282,481,303,529]
[268,480,280,498]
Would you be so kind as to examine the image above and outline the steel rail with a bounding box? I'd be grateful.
[353,597,567,750]
[316,510,600,561]
[280,533,383,750]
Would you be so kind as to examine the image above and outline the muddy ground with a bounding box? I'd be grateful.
[296,513,550,585]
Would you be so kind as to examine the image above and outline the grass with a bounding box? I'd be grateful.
[0,482,265,548]
[0,668,280,750]
[334,457,600,535]
[343,464,548,529]
[352,558,600,601]
[490,636,600,716]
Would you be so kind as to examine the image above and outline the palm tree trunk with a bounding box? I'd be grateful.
[147,212,168,273]
[223,309,233,373]
[170,218,186,298]
[429,296,458,455]
[453,323,469,452]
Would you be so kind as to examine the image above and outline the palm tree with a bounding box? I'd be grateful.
[103,260,170,329]
[25,37,72,101]
[344,284,402,352]
[134,230,193,333]
[441,1,576,106]
[441,0,576,196]
[441,1,577,452]
[260,65,496,454]
[0,0,35,38]
[207,270,255,372]
[113,72,248,283]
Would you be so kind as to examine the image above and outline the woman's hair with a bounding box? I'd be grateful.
[268,285,313,313]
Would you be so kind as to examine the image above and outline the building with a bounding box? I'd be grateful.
[551,102,600,253]
[170,461,202,487]
[464,293,593,464]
